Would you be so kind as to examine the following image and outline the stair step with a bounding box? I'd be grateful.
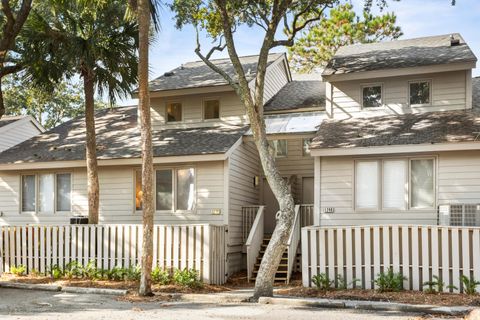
[254,263,288,267]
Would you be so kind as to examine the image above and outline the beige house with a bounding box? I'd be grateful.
[0,34,479,283]
[0,115,44,153]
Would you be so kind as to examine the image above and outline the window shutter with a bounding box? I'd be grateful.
[383,160,406,210]
[355,161,379,209]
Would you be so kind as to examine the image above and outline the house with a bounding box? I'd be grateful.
[309,33,480,227]
[0,115,44,153]
[0,33,478,285]
[0,53,323,280]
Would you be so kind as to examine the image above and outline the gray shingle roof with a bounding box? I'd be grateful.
[311,110,480,150]
[264,80,325,112]
[323,34,477,76]
[146,53,284,92]
[0,107,247,164]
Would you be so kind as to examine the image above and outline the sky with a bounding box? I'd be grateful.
[120,0,480,105]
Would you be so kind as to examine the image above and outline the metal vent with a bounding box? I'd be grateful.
[438,204,480,226]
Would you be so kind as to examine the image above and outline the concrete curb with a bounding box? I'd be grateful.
[0,281,127,296]
[0,281,61,292]
[173,292,252,304]
[258,296,474,316]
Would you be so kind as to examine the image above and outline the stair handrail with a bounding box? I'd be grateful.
[245,205,265,282]
[286,205,301,284]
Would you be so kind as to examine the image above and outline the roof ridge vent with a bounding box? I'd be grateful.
[164,71,175,77]
[450,34,460,46]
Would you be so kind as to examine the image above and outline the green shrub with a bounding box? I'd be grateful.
[124,265,141,281]
[423,275,445,293]
[374,268,406,292]
[107,266,126,281]
[312,273,334,290]
[49,265,63,280]
[10,265,26,276]
[461,275,480,295]
[152,267,170,285]
[64,261,84,279]
[173,268,202,288]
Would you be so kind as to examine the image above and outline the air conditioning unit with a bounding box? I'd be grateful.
[438,204,480,226]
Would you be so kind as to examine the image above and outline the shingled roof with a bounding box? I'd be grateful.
[323,33,477,77]
[264,80,325,112]
[310,110,480,150]
[0,107,247,165]
[146,53,284,92]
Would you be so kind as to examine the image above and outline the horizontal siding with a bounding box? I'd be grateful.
[0,120,42,152]
[0,162,226,226]
[331,70,467,119]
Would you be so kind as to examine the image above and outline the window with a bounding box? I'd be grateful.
[203,99,220,120]
[409,81,431,106]
[362,85,382,108]
[135,170,142,211]
[355,161,379,209]
[21,175,36,212]
[303,138,312,156]
[355,158,435,211]
[156,170,173,211]
[21,173,71,213]
[166,102,182,122]
[410,159,434,209]
[135,167,195,212]
[270,140,288,158]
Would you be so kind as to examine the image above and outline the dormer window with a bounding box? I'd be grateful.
[362,84,382,108]
[166,102,182,122]
[203,99,220,120]
[409,80,431,106]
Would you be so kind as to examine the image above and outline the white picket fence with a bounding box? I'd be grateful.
[302,225,480,293]
[0,224,227,284]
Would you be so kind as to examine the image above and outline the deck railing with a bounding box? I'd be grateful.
[286,205,301,284]
[242,206,260,243]
[299,204,314,228]
[0,224,227,284]
[245,206,265,282]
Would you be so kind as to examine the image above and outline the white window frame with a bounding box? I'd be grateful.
[165,100,183,123]
[20,172,72,214]
[408,79,432,107]
[134,166,197,214]
[271,139,288,158]
[202,98,221,121]
[354,156,436,212]
[360,83,383,109]
[302,138,312,157]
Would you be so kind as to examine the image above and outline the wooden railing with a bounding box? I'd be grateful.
[245,206,265,282]
[242,206,260,243]
[286,205,301,284]
[0,224,227,284]
[299,204,314,228]
[302,225,480,293]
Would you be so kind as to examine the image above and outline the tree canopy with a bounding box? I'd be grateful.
[288,3,402,73]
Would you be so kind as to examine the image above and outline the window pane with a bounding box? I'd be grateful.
[156,170,173,211]
[410,81,430,105]
[39,174,54,212]
[362,86,382,108]
[411,159,434,208]
[271,140,287,158]
[204,100,220,119]
[56,173,71,212]
[167,102,182,122]
[355,161,378,209]
[22,175,36,212]
[383,160,406,210]
[177,168,195,211]
[135,171,142,211]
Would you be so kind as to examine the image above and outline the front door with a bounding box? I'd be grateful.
[302,177,314,204]
[262,178,279,234]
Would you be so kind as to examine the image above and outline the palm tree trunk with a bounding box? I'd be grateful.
[83,69,100,224]
[138,0,154,296]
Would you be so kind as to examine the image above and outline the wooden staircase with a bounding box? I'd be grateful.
[250,235,290,283]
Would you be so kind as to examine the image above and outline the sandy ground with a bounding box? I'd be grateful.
[0,288,453,320]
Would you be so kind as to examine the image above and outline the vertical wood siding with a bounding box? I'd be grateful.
[302,225,480,293]
[0,224,227,284]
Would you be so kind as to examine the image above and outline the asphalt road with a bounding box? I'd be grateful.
[0,288,448,320]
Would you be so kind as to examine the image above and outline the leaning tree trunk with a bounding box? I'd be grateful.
[0,77,4,119]
[83,70,100,224]
[138,0,154,297]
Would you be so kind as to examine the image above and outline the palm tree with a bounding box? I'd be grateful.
[21,0,139,224]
